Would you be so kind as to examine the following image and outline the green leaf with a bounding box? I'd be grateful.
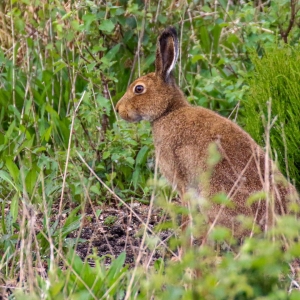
[125,156,135,165]
[5,120,16,139]
[106,252,126,282]
[90,184,101,195]
[42,125,52,142]
[212,24,222,55]
[99,19,115,33]
[61,216,82,238]
[10,193,19,223]
[132,167,140,190]
[212,193,234,208]
[0,170,19,192]
[6,158,20,183]
[135,146,149,167]
[53,59,67,74]
[104,44,121,61]
[191,54,205,63]
[103,151,111,160]
[25,164,39,196]
[96,95,111,113]
[246,191,267,206]
[154,258,164,272]
[142,54,156,70]
[200,26,210,54]
[82,13,97,31]
[64,206,81,228]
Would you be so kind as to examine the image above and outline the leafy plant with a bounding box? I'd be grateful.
[104,215,118,227]
[13,251,129,299]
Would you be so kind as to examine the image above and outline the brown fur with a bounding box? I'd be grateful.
[116,27,298,237]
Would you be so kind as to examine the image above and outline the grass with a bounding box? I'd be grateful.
[243,46,300,190]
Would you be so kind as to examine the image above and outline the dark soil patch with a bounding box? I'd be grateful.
[68,202,174,266]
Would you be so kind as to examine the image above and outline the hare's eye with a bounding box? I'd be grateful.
[134,85,145,94]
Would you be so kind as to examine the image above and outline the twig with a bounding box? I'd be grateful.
[127,4,148,86]
[57,91,86,260]
[279,0,299,43]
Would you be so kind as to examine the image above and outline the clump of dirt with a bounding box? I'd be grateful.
[69,202,174,266]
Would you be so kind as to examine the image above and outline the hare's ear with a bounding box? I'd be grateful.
[155,26,179,83]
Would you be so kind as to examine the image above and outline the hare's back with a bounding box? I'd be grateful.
[153,105,259,162]
[152,106,264,193]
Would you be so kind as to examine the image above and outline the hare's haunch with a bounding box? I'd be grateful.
[116,27,298,236]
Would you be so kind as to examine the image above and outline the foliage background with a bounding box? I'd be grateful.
[0,0,300,298]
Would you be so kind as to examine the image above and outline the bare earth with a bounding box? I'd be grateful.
[68,201,172,266]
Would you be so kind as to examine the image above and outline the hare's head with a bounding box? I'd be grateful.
[116,27,182,123]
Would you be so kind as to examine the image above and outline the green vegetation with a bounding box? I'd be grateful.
[0,0,300,299]
[243,46,300,189]
[104,215,118,226]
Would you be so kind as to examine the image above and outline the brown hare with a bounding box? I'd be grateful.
[116,26,298,237]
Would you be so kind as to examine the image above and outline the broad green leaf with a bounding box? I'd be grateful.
[106,252,126,282]
[125,156,135,166]
[191,54,205,63]
[135,146,149,166]
[132,167,140,190]
[82,13,97,30]
[25,164,40,196]
[96,95,111,113]
[61,215,81,238]
[6,158,20,183]
[99,19,115,33]
[103,151,111,160]
[90,184,101,195]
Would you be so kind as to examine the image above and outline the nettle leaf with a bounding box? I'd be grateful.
[96,95,111,114]
[90,184,101,195]
[82,13,97,31]
[125,156,135,166]
[103,151,111,160]
[99,19,115,33]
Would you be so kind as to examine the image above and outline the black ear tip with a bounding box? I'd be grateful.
[160,26,178,39]
[166,26,177,36]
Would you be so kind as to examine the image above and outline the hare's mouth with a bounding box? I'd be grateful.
[119,112,142,123]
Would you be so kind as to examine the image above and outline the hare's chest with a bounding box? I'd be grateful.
[153,133,201,193]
